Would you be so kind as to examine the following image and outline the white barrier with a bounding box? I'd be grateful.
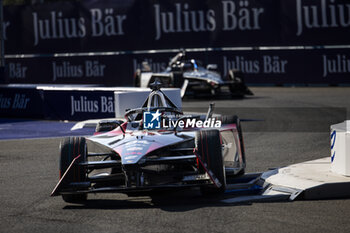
[261,157,350,200]
[258,120,350,200]
[330,120,350,176]
[114,88,182,118]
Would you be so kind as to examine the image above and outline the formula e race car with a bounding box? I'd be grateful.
[134,50,253,97]
[51,82,246,203]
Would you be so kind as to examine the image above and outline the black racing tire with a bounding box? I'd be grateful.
[195,129,226,196]
[59,137,88,203]
[210,87,221,96]
[228,69,253,96]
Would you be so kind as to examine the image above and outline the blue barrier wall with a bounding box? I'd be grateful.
[3,0,350,53]
[43,90,115,120]
[3,0,350,85]
[0,85,116,120]
[0,86,45,118]
[6,48,350,86]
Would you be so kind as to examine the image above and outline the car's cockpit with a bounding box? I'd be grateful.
[124,81,183,130]
[168,50,203,73]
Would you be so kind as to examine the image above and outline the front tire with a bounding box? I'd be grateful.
[59,137,88,203]
[195,129,226,196]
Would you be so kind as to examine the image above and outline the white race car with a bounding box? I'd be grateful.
[134,51,253,98]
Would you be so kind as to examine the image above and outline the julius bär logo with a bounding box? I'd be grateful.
[143,109,161,129]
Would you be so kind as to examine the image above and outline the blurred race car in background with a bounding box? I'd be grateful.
[51,82,246,203]
[134,51,253,97]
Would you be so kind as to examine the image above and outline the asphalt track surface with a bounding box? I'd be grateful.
[1,87,350,233]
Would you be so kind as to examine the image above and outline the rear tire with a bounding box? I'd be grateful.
[59,137,88,203]
[195,129,226,196]
[228,69,253,96]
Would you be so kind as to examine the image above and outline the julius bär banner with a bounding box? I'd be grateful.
[6,55,132,86]
[3,0,350,54]
[6,48,350,85]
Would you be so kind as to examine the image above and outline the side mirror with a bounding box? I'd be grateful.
[206,64,218,71]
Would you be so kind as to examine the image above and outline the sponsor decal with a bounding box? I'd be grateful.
[0,94,31,110]
[3,0,350,54]
[322,54,350,77]
[52,60,106,81]
[124,155,139,160]
[223,55,288,76]
[126,146,143,151]
[154,1,265,40]
[32,9,127,46]
[8,63,28,79]
[70,95,114,116]
[122,152,144,164]
[125,140,150,146]
[296,0,350,36]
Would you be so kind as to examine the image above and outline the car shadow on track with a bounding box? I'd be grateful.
[62,188,254,212]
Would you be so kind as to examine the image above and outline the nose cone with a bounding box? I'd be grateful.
[113,132,190,165]
[115,139,162,165]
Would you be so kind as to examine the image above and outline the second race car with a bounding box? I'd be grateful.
[134,50,253,97]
